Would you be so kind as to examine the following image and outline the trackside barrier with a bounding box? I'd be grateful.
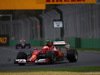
[81,38,100,49]
[75,38,81,48]
[9,39,100,49]
[65,38,75,48]
[9,40,19,46]
[65,38,100,49]
[27,40,40,46]
[0,35,9,46]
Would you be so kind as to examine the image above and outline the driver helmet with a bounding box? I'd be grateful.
[20,39,25,42]
[34,48,38,50]
[43,46,49,50]
[46,40,51,43]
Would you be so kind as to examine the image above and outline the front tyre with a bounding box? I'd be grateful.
[67,49,78,62]
[46,51,56,64]
[16,44,18,49]
[16,52,27,66]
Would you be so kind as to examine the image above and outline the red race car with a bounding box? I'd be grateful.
[14,41,78,65]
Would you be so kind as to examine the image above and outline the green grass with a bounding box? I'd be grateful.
[1,66,100,72]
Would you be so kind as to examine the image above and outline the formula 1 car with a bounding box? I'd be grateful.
[16,40,31,49]
[14,41,78,65]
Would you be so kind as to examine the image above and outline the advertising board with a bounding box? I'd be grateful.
[0,35,9,46]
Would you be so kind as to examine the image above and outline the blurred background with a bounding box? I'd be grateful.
[0,0,100,49]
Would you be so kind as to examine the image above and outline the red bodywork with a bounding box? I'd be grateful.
[26,41,70,63]
[27,46,64,63]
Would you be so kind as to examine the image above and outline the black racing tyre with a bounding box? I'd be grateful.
[16,52,27,65]
[28,44,31,48]
[45,51,56,64]
[16,44,21,49]
[17,52,27,59]
[67,49,78,62]
[16,44,18,49]
[26,43,31,49]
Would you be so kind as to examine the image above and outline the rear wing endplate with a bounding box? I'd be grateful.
[53,41,70,51]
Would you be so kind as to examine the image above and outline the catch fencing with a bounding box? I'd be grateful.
[0,4,100,42]
[0,17,40,40]
[58,4,100,38]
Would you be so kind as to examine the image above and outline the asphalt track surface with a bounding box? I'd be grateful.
[0,47,100,71]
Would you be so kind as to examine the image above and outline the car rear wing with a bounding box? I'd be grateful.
[53,41,70,52]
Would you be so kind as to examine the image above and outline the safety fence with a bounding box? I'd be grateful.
[0,4,100,40]
[58,4,100,38]
[0,17,40,40]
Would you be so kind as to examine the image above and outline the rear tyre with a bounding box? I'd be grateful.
[26,43,31,49]
[16,44,21,49]
[28,44,31,48]
[16,44,18,49]
[46,51,56,64]
[67,49,78,62]
[16,52,27,65]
